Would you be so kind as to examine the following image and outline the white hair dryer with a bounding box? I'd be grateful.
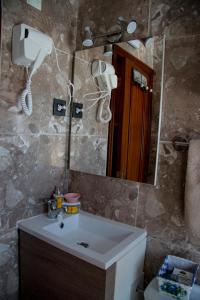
[92,60,117,123]
[92,60,117,93]
[12,24,53,116]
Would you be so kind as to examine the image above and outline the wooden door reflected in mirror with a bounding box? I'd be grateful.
[107,45,154,183]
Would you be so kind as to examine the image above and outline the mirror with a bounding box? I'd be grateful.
[69,36,164,185]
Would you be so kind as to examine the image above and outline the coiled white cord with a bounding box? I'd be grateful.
[19,67,33,116]
[81,90,112,123]
[19,49,46,116]
[97,94,112,123]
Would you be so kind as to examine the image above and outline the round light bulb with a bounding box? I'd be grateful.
[82,39,93,47]
[104,44,113,56]
[127,21,137,34]
[82,26,94,47]
[145,37,154,48]
[128,39,142,49]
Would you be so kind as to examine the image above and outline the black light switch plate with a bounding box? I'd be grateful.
[53,98,66,116]
[72,102,83,118]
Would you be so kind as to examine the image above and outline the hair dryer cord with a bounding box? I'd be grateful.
[19,77,33,116]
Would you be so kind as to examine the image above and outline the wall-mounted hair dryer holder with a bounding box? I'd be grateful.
[12,24,53,70]
[12,24,53,116]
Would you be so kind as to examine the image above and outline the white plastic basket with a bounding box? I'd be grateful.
[157,255,199,300]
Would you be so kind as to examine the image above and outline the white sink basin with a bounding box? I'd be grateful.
[43,213,132,254]
[18,211,146,269]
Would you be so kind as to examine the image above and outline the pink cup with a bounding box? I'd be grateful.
[64,193,80,203]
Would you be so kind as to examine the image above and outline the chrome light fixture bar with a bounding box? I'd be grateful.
[82,17,137,47]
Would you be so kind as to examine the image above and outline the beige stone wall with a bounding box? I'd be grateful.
[1,0,200,298]
[70,0,200,285]
[0,0,78,298]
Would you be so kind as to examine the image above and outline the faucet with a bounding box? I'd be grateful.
[47,199,66,220]
[47,199,59,219]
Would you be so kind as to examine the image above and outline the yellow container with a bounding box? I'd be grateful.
[63,202,80,214]
[55,195,63,209]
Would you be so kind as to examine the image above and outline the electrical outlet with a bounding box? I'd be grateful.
[53,98,66,116]
[72,102,83,118]
[27,0,42,11]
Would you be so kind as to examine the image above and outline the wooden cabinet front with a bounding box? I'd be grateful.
[19,230,116,300]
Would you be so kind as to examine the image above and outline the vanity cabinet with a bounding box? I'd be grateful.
[18,212,146,300]
[19,230,116,300]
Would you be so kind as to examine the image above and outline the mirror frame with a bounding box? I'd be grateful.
[69,35,166,186]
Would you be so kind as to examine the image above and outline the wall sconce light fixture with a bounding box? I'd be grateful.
[82,26,94,47]
[128,39,142,49]
[117,16,137,34]
[103,44,113,56]
[128,37,154,49]
[82,16,137,47]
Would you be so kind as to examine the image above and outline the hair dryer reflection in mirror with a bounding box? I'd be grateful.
[89,60,118,123]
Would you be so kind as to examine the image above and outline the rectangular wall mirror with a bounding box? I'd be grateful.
[69,36,164,185]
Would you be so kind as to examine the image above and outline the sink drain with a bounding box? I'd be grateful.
[59,222,64,229]
[77,242,89,248]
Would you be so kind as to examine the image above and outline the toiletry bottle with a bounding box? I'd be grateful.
[54,187,63,209]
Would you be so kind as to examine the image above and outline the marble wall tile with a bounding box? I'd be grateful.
[70,135,108,176]
[76,0,150,49]
[0,229,18,300]
[161,35,200,140]
[136,143,187,243]
[0,0,78,298]
[0,0,77,203]
[0,205,46,233]
[0,0,76,136]
[151,0,200,38]
[0,134,39,210]
[38,54,73,135]
[0,134,67,209]
[69,170,139,226]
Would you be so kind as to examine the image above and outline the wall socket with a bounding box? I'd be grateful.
[72,102,83,119]
[27,0,42,11]
[53,98,66,116]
